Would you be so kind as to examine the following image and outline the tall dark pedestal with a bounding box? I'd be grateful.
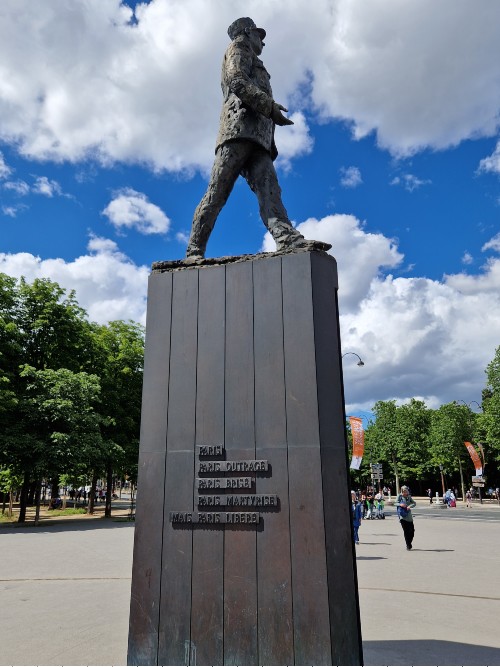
[127,250,363,666]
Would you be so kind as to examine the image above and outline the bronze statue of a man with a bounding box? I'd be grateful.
[186,17,331,260]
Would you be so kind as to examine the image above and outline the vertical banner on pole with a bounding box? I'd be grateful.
[464,441,483,476]
[477,442,485,468]
[349,417,364,470]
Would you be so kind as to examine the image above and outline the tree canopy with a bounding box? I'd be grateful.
[0,273,144,521]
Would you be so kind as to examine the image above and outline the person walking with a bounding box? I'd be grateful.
[351,491,362,545]
[396,485,416,550]
[365,488,375,519]
[360,492,367,519]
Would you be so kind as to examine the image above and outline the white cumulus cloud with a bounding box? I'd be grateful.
[390,174,431,192]
[2,205,24,217]
[262,215,500,412]
[0,152,12,179]
[478,141,500,176]
[482,233,500,253]
[0,236,149,324]
[102,188,170,235]
[274,112,314,171]
[3,180,30,196]
[262,213,404,310]
[32,176,63,197]
[340,166,362,188]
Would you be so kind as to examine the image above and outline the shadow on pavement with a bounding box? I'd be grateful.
[411,548,454,552]
[358,541,392,545]
[0,518,135,535]
[356,556,387,560]
[363,638,500,666]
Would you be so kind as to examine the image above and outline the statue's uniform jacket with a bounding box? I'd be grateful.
[215,36,278,160]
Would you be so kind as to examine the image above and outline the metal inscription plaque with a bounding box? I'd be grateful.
[169,445,279,528]
[170,511,260,524]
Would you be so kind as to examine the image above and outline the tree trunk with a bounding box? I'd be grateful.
[105,461,113,518]
[130,482,135,518]
[18,470,30,523]
[27,479,37,506]
[34,479,42,526]
[458,456,466,502]
[51,477,59,500]
[88,471,98,515]
[9,490,14,518]
[392,452,400,495]
[1,493,6,515]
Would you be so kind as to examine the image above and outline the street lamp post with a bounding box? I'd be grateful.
[439,464,446,496]
[342,352,365,366]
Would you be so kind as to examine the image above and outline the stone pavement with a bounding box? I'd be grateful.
[0,501,499,665]
[357,501,500,665]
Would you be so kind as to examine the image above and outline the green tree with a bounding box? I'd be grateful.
[1,274,145,522]
[365,400,400,490]
[16,277,91,372]
[0,467,22,517]
[429,402,473,499]
[396,399,432,485]
[88,320,144,516]
[472,350,500,495]
[16,365,102,521]
[0,275,22,432]
[0,274,105,520]
[366,399,431,493]
[480,347,500,462]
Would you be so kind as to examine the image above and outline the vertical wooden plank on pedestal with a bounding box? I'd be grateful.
[158,268,198,665]
[190,265,225,665]
[128,273,173,665]
[253,256,294,665]
[311,253,363,665]
[281,252,332,665]
[223,261,258,665]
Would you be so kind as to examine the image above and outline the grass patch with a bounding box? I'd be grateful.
[0,513,16,523]
[48,508,87,516]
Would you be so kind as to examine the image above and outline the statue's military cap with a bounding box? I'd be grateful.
[227,17,266,40]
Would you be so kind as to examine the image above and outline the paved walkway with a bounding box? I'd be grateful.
[357,502,500,665]
[0,502,499,665]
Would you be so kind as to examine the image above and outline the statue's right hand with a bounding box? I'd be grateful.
[271,102,294,126]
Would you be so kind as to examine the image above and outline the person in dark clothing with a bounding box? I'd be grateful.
[396,485,416,550]
[351,491,362,544]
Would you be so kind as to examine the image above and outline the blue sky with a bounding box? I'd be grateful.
[1,0,500,414]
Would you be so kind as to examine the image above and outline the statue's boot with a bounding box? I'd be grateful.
[270,219,332,253]
[284,238,332,252]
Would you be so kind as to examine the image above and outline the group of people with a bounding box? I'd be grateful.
[443,489,457,507]
[351,485,416,550]
[68,487,107,504]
